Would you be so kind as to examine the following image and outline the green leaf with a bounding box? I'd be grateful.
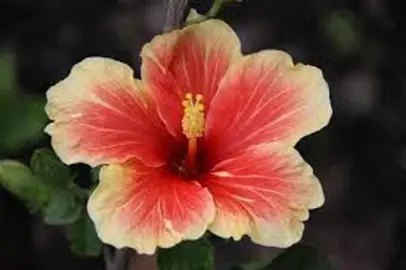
[31,148,85,225]
[31,148,72,187]
[67,211,102,257]
[91,166,101,184]
[0,49,15,97]
[263,244,336,270]
[0,160,48,210]
[0,157,83,226]
[43,188,82,225]
[0,97,47,152]
[235,258,273,270]
[157,237,213,270]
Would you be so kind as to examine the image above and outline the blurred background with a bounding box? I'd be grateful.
[0,0,405,269]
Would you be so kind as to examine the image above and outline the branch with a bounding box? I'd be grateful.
[185,0,225,26]
[163,0,190,32]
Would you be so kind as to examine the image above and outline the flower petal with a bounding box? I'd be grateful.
[141,19,241,139]
[200,143,324,247]
[204,50,332,165]
[87,161,215,255]
[45,57,177,167]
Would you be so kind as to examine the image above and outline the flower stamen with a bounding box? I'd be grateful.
[182,93,205,174]
[182,93,205,139]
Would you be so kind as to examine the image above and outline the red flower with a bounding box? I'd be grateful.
[45,20,332,254]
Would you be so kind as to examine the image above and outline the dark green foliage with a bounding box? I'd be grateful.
[157,237,213,270]
[0,160,49,211]
[263,244,336,270]
[1,148,102,257]
[31,148,72,188]
[30,148,83,225]
[67,211,103,257]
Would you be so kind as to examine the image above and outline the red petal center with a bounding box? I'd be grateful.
[166,93,209,179]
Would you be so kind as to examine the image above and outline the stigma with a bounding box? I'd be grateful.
[182,93,205,139]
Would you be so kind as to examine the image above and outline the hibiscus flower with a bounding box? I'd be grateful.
[45,20,332,255]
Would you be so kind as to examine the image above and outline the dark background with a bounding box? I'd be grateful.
[0,0,405,269]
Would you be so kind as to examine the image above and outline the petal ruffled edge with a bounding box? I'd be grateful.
[201,143,324,247]
[140,19,242,140]
[87,161,215,255]
[45,57,175,167]
[204,50,332,165]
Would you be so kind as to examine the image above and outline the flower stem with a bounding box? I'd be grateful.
[207,0,223,17]
[186,0,224,25]
[104,246,133,270]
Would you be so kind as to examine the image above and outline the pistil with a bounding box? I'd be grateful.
[181,93,205,172]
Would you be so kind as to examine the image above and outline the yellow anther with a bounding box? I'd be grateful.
[185,93,193,100]
[181,93,205,139]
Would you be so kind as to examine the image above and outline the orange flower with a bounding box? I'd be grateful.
[45,20,332,254]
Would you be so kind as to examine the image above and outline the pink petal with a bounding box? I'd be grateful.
[87,161,215,255]
[200,143,324,247]
[141,20,241,140]
[45,57,177,167]
[204,51,332,166]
